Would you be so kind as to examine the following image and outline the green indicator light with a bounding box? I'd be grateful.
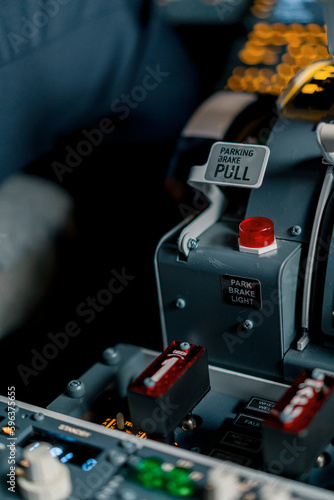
[133,457,165,490]
[166,467,196,497]
[131,458,197,497]
[136,457,163,472]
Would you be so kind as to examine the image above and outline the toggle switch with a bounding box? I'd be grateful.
[127,341,210,440]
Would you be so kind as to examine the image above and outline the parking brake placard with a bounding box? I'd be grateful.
[204,142,269,188]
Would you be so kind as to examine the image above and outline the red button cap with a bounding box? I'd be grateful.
[239,217,275,248]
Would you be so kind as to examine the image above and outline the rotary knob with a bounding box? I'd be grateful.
[18,442,72,500]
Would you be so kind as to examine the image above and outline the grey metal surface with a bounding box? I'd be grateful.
[246,119,325,244]
[47,344,146,417]
[301,164,334,331]
[284,343,334,383]
[156,218,301,381]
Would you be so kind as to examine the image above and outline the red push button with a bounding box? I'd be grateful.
[239,217,277,255]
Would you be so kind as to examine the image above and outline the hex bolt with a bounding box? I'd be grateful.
[103,347,120,365]
[187,239,198,250]
[32,413,44,422]
[6,406,19,413]
[291,225,302,236]
[243,319,254,330]
[107,449,128,467]
[143,377,156,388]
[117,488,137,500]
[182,414,197,431]
[312,368,325,381]
[176,298,186,309]
[315,454,328,468]
[180,342,190,351]
[119,440,138,455]
[279,411,291,424]
[67,379,85,398]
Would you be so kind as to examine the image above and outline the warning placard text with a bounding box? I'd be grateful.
[204,142,269,188]
[221,274,262,309]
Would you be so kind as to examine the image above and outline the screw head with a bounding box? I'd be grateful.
[315,454,326,468]
[118,488,137,500]
[182,415,197,431]
[291,225,302,236]
[243,319,254,330]
[107,449,128,467]
[32,413,44,422]
[180,342,190,351]
[6,406,19,413]
[312,368,325,381]
[176,298,186,309]
[143,377,156,388]
[103,347,120,365]
[67,379,85,398]
[279,410,291,423]
[187,239,198,250]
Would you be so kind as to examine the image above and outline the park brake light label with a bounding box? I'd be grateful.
[221,274,262,309]
[204,141,270,188]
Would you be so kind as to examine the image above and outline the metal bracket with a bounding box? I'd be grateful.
[178,141,270,258]
[298,122,334,349]
[178,165,227,257]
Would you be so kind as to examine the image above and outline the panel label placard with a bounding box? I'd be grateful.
[220,431,262,452]
[204,142,269,188]
[221,274,262,309]
[245,397,276,414]
[234,414,264,431]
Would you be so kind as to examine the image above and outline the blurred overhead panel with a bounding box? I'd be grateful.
[220,0,329,96]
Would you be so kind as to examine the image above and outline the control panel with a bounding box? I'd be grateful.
[2,345,334,499]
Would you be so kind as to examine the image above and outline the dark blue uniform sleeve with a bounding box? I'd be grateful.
[0,0,200,181]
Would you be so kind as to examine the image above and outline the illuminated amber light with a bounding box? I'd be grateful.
[100,417,147,439]
[281,53,295,65]
[227,75,247,92]
[271,33,286,45]
[239,48,264,65]
[307,23,323,34]
[290,23,304,34]
[254,22,271,32]
[301,44,316,57]
[251,7,270,19]
[259,68,275,79]
[262,50,279,65]
[226,18,329,96]
[251,0,275,19]
[244,67,260,80]
[314,70,332,80]
[2,426,14,435]
[277,63,294,77]
[317,45,330,58]
[301,83,324,94]
[232,66,246,76]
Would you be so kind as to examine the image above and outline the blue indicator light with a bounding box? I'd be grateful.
[60,452,74,464]
[82,458,98,471]
[50,447,63,458]
[28,442,40,452]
